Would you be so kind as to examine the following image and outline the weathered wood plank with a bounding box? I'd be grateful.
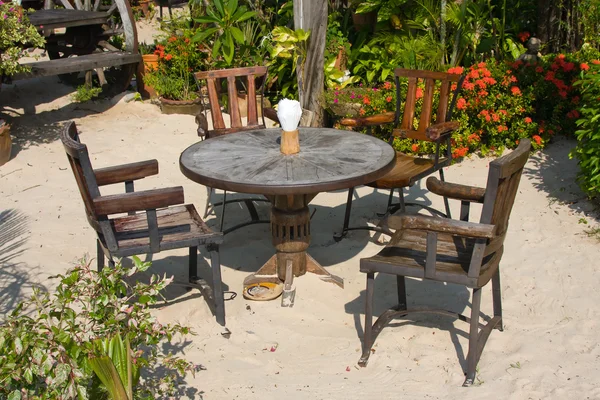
[94,160,159,186]
[13,51,141,80]
[29,9,108,29]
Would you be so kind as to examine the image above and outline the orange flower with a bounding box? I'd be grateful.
[581,63,590,71]
[532,135,542,145]
[416,87,423,99]
[593,60,600,65]
[411,144,419,153]
[168,36,177,42]
[359,108,366,116]
[456,97,467,110]
[383,81,392,90]
[447,66,464,74]
[386,96,393,103]
[524,117,532,123]
[510,86,521,96]
[165,54,172,61]
[363,96,370,105]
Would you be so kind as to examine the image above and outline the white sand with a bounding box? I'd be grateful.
[2,51,600,399]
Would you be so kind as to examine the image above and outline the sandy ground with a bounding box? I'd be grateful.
[2,19,600,400]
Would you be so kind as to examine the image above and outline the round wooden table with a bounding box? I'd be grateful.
[180,127,395,291]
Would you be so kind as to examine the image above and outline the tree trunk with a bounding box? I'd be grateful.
[294,0,328,127]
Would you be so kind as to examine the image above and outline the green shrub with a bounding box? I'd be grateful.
[0,257,197,399]
[571,60,600,200]
[72,85,103,102]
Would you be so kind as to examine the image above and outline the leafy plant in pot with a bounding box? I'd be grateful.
[143,30,207,114]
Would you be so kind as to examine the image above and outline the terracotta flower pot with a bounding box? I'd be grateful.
[159,97,203,115]
[0,123,12,167]
[328,102,362,117]
[136,54,159,99]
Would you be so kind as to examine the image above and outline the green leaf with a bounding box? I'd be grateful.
[236,11,257,23]
[226,0,237,16]
[193,15,221,24]
[138,295,151,304]
[224,32,235,65]
[90,356,129,400]
[14,338,22,355]
[230,26,244,44]
[356,2,378,14]
[192,27,219,44]
[213,0,224,17]
[212,39,222,59]
[7,391,21,400]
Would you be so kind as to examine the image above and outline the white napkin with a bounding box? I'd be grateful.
[276,99,302,132]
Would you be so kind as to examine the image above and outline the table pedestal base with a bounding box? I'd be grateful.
[243,253,343,288]
[243,194,344,299]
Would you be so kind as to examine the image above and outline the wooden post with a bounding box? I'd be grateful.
[280,129,300,155]
[294,0,327,127]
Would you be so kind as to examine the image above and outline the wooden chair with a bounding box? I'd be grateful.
[358,139,531,386]
[61,121,226,326]
[334,68,465,241]
[193,66,273,234]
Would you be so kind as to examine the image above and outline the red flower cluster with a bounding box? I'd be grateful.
[517,31,531,43]
[452,147,469,159]
[566,109,580,119]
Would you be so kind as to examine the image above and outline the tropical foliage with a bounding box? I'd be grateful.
[0,257,197,399]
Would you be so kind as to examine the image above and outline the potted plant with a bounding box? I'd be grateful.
[143,30,208,114]
[0,119,11,166]
[136,41,159,99]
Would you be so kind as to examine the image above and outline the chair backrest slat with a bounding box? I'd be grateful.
[206,78,226,130]
[246,75,258,126]
[436,80,451,123]
[418,78,435,131]
[194,66,268,137]
[226,76,242,128]
[400,76,418,130]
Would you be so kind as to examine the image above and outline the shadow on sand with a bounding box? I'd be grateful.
[0,209,47,317]
[0,77,131,158]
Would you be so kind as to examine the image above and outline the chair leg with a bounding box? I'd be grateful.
[464,287,482,386]
[208,244,226,326]
[189,246,198,282]
[397,276,407,310]
[359,272,375,367]
[219,190,227,233]
[333,187,354,242]
[96,239,105,272]
[492,267,503,331]
[204,187,214,218]
[439,169,452,219]
[386,188,395,210]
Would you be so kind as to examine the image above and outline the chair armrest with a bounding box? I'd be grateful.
[264,107,280,124]
[426,177,486,203]
[195,112,209,138]
[94,160,159,186]
[425,121,460,140]
[387,214,495,239]
[340,111,395,128]
[93,187,184,215]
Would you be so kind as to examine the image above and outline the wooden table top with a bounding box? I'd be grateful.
[179,127,396,195]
